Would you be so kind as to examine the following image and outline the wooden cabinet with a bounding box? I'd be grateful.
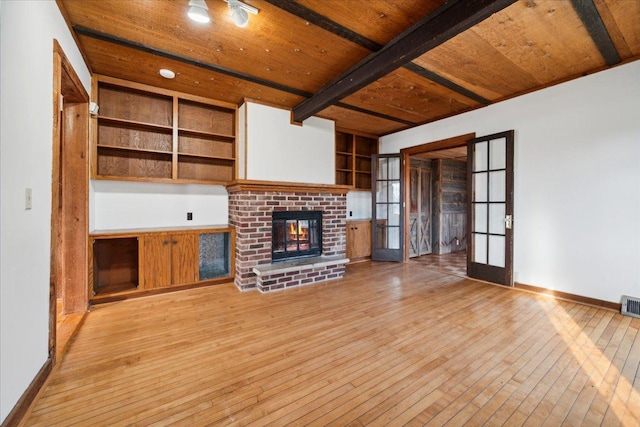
[92,75,236,184]
[336,128,378,190]
[141,233,198,289]
[89,226,234,303]
[346,220,372,261]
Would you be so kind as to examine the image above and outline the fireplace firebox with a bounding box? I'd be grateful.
[272,211,322,262]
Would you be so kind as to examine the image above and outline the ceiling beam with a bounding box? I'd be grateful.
[570,0,620,66]
[292,0,517,123]
[266,0,490,106]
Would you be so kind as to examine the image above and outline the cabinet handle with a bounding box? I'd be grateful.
[163,240,169,245]
[173,240,178,245]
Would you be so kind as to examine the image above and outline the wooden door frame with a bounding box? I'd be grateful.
[51,40,89,360]
[400,133,475,262]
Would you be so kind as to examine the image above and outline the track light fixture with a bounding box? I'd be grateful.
[225,0,259,28]
[187,0,210,24]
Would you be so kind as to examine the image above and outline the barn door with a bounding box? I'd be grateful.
[372,154,404,261]
[467,131,514,286]
[409,162,432,257]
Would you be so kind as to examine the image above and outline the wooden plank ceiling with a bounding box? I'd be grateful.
[57,0,640,136]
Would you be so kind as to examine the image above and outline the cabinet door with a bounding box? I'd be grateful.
[171,233,199,284]
[347,221,372,259]
[142,234,172,289]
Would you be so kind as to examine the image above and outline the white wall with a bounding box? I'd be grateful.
[347,191,372,220]
[244,102,335,184]
[91,181,229,230]
[0,0,91,421]
[381,61,640,303]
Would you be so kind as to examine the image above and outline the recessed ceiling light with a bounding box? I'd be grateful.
[159,69,176,79]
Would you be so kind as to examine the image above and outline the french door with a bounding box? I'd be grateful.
[372,154,404,261]
[467,130,514,286]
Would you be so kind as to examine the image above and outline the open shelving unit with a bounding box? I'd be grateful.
[335,128,378,190]
[92,75,237,184]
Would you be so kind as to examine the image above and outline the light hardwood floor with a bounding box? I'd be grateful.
[23,262,639,426]
[56,298,85,361]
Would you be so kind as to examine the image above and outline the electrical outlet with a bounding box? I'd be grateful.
[187,212,193,221]
[25,188,32,210]
[349,211,353,217]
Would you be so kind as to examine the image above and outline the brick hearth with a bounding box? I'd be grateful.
[227,181,349,292]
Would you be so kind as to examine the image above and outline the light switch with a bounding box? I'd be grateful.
[25,188,32,210]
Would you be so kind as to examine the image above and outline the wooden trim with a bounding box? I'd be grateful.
[400,133,475,261]
[89,76,98,179]
[514,282,621,312]
[95,74,238,110]
[0,359,52,427]
[226,180,351,194]
[90,225,234,239]
[90,278,235,305]
[51,49,62,361]
[172,95,179,180]
[400,133,475,155]
[292,0,518,122]
[91,174,233,186]
[570,0,620,66]
[51,41,90,375]
[243,102,248,180]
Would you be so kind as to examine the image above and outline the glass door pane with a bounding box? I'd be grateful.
[468,131,514,286]
[372,154,403,261]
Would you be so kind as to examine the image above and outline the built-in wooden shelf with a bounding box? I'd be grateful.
[335,128,378,190]
[91,75,237,185]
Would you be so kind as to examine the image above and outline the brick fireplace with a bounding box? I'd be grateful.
[227,181,350,292]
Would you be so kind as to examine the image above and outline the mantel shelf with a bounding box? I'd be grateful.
[226,180,351,194]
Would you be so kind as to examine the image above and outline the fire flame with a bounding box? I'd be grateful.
[289,222,308,241]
